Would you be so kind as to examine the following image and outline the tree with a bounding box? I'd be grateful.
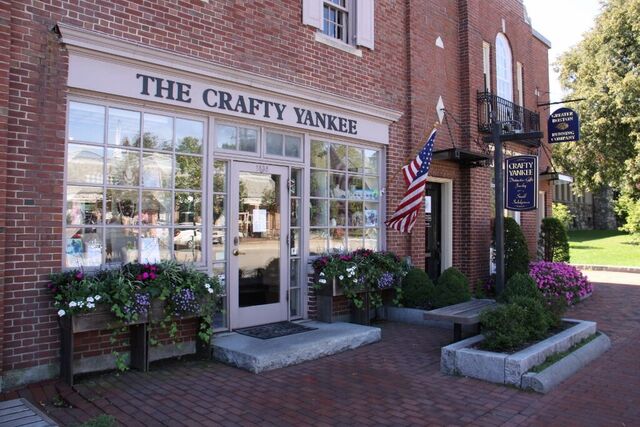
[555,0,640,198]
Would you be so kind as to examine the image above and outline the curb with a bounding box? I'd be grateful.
[520,332,611,394]
[573,264,640,274]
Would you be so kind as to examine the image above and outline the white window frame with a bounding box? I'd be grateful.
[262,128,305,162]
[322,0,354,45]
[495,33,513,102]
[482,41,492,92]
[213,121,261,157]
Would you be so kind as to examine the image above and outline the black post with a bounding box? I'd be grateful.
[492,112,505,295]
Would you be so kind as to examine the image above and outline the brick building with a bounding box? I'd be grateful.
[0,0,550,388]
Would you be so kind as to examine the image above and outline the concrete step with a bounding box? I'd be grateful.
[212,321,381,373]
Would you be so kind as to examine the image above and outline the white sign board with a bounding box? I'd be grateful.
[252,209,267,233]
[140,237,161,263]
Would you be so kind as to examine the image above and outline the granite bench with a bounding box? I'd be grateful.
[423,299,497,341]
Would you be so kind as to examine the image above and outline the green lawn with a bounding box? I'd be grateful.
[568,230,640,267]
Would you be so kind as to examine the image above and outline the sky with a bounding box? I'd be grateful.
[523,0,603,104]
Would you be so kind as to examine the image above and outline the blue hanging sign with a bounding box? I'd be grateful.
[505,155,538,211]
[548,107,580,143]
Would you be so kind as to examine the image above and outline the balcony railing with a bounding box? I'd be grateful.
[477,90,540,134]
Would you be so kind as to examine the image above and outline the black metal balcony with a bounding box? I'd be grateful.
[477,90,540,134]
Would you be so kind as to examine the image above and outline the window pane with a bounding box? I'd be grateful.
[310,171,328,197]
[310,229,328,256]
[213,195,226,227]
[176,119,203,154]
[330,144,347,170]
[108,108,140,147]
[364,149,379,174]
[290,285,300,318]
[67,144,104,184]
[348,176,363,199]
[213,161,227,193]
[173,228,203,263]
[68,102,104,144]
[141,190,172,225]
[311,141,328,168]
[175,155,202,190]
[310,199,328,226]
[142,152,172,188]
[330,200,346,226]
[143,114,173,150]
[329,228,346,252]
[66,186,103,225]
[65,228,103,268]
[266,132,283,156]
[290,258,300,288]
[175,192,202,225]
[212,263,227,328]
[363,176,380,200]
[106,189,138,225]
[364,202,378,227]
[348,147,364,172]
[216,125,236,150]
[239,128,258,152]
[347,228,364,251]
[285,135,301,158]
[140,228,171,263]
[107,148,139,186]
[290,228,300,256]
[291,198,301,227]
[330,173,347,198]
[348,201,364,226]
[291,169,303,197]
[364,228,378,250]
[105,227,138,264]
[212,229,226,261]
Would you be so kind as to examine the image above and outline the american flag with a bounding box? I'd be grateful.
[385,127,437,233]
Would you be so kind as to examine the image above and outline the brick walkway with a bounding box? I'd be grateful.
[3,281,639,426]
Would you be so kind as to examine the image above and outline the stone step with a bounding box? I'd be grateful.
[212,321,381,373]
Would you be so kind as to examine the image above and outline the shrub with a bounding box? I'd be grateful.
[431,267,471,308]
[619,196,640,243]
[499,273,542,303]
[538,217,570,262]
[504,217,530,281]
[529,261,593,306]
[400,267,435,308]
[480,296,555,351]
[552,202,573,230]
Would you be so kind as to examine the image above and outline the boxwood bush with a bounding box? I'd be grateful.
[431,267,471,308]
[504,217,530,281]
[498,273,542,303]
[400,267,435,308]
[538,217,570,262]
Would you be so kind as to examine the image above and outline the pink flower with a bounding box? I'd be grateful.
[142,272,149,280]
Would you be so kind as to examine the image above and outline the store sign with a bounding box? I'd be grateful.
[548,107,580,143]
[505,155,538,211]
[67,54,390,144]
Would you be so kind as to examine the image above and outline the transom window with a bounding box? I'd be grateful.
[323,0,350,43]
[309,140,381,255]
[65,101,205,268]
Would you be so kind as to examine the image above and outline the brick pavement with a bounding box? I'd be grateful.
[2,280,639,426]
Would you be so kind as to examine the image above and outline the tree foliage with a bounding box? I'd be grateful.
[555,0,640,197]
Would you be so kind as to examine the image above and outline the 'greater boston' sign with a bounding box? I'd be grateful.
[505,155,538,211]
[548,107,580,144]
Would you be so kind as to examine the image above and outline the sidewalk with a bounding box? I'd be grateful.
[2,278,639,426]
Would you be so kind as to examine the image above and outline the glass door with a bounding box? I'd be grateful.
[229,162,289,329]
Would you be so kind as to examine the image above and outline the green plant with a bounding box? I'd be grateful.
[76,414,118,427]
[552,202,573,230]
[504,217,530,281]
[400,267,434,308]
[431,267,471,308]
[539,217,570,262]
[618,195,640,243]
[498,273,542,304]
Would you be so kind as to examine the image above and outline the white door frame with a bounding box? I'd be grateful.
[228,162,289,329]
[426,177,453,272]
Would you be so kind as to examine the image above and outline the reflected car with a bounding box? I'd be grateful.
[173,229,201,249]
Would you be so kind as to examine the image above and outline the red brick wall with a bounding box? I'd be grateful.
[2,0,549,379]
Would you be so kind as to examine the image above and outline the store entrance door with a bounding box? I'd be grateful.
[229,162,289,329]
[425,182,442,280]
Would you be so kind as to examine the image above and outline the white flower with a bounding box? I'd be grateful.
[94,295,101,301]
[87,296,95,303]
[78,301,85,308]
[339,275,344,280]
[205,283,211,289]
[87,302,95,309]
[69,301,77,308]
[58,309,66,317]
[319,272,325,276]
[319,279,327,284]
[207,288,214,294]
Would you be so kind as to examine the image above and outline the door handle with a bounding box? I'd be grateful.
[232,249,246,256]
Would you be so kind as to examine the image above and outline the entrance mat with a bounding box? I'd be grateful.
[235,321,317,340]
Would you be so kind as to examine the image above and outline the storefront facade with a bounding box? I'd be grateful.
[0,0,550,388]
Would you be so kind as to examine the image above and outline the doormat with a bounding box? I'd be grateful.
[235,321,317,340]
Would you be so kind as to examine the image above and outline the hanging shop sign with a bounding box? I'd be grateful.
[548,107,580,143]
[505,155,538,211]
[67,54,391,144]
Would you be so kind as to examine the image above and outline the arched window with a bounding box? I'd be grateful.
[495,33,513,102]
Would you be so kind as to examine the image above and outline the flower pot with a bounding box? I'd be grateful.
[63,304,148,333]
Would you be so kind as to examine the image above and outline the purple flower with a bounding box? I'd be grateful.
[377,272,396,289]
[75,271,84,281]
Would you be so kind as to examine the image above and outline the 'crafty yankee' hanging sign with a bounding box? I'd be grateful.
[67,54,390,144]
[505,155,538,211]
[548,107,580,143]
